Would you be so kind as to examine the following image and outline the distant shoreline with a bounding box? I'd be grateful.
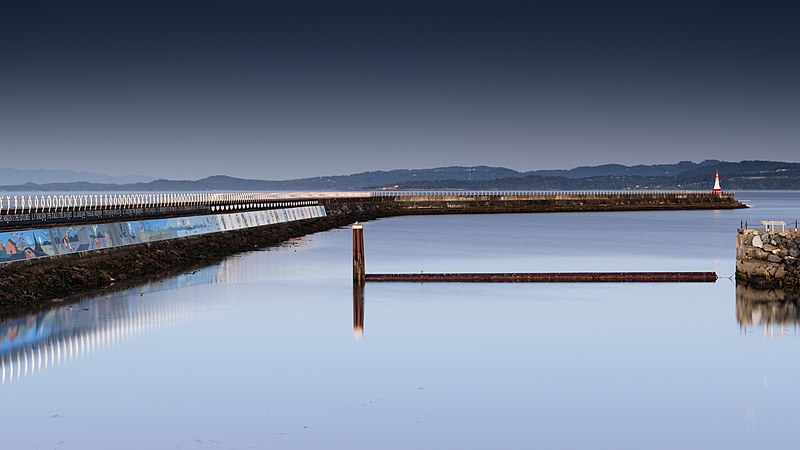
[3,160,800,191]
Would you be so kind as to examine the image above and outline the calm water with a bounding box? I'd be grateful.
[2,191,799,449]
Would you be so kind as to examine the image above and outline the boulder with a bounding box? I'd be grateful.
[752,234,764,248]
[737,259,767,276]
[767,254,783,263]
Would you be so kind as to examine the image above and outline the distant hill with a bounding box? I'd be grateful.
[0,166,525,191]
[1,160,799,191]
[526,160,721,178]
[399,160,800,190]
[0,167,154,185]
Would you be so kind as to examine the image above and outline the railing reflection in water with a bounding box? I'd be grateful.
[736,284,800,338]
[0,287,203,386]
[0,256,261,386]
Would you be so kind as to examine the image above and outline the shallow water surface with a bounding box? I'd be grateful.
[2,191,799,449]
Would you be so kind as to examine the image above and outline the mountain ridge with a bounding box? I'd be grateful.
[1,160,799,191]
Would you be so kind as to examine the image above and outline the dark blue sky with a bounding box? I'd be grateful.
[1,0,798,180]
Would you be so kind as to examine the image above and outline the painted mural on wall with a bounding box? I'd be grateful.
[0,205,326,264]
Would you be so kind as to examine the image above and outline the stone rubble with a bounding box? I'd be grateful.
[737,229,800,291]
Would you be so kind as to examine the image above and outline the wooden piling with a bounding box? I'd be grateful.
[352,223,365,284]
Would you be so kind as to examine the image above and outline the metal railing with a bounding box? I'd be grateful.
[0,189,736,214]
[0,192,326,215]
[370,190,737,199]
[740,220,800,230]
[0,191,328,230]
[0,189,739,229]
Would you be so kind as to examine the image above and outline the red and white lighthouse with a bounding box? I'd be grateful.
[711,171,723,194]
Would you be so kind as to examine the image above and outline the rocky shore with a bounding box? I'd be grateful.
[736,228,800,292]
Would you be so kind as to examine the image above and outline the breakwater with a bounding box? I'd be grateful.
[736,227,800,291]
[317,191,745,220]
[1,191,745,316]
[1,191,744,230]
[370,191,744,214]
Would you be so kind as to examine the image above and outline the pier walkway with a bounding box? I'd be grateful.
[1,190,742,230]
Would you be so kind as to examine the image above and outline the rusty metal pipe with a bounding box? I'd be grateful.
[365,272,717,283]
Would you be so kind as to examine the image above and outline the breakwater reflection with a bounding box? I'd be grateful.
[0,253,289,386]
[0,237,359,385]
[736,284,800,338]
[0,285,204,386]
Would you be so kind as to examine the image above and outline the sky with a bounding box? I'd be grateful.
[1,0,798,180]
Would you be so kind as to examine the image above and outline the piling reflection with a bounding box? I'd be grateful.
[736,284,800,338]
[353,284,365,340]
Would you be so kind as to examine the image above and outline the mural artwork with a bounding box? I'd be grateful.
[0,206,326,264]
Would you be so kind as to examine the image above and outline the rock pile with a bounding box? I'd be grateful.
[737,229,800,291]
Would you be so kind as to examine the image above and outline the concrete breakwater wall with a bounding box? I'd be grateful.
[321,191,745,216]
[0,206,326,265]
[736,228,800,291]
[376,192,744,214]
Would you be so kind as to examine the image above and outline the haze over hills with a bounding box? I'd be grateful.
[1,160,799,191]
[0,167,154,185]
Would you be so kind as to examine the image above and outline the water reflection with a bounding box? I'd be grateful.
[0,257,256,386]
[353,284,365,339]
[1,244,353,385]
[0,291,202,385]
[736,283,800,338]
